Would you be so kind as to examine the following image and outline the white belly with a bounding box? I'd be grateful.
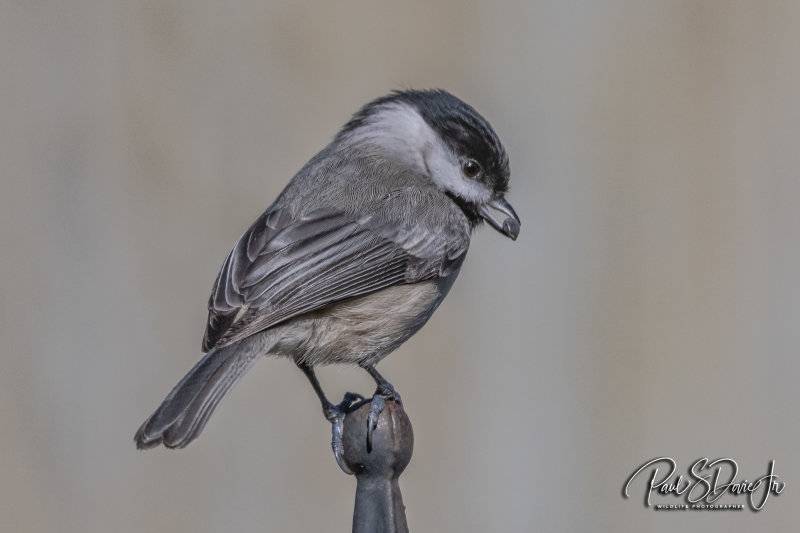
[267,281,444,367]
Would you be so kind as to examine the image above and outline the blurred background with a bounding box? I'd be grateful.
[1,1,798,531]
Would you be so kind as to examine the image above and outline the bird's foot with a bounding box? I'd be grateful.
[367,384,402,453]
[324,392,367,474]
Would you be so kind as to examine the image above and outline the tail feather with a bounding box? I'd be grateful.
[134,341,262,449]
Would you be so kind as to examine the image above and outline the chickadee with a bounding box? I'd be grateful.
[135,89,520,472]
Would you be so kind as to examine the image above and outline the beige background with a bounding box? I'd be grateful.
[1,1,797,531]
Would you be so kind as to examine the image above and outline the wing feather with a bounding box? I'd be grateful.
[202,206,465,352]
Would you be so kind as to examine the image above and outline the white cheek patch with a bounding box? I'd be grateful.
[342,102,493,204]
[423,139,493,204]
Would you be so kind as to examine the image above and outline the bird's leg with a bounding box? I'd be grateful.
[296,361,364,474]
[363,365,402,452]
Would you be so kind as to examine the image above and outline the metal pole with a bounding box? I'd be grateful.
[340,400,413,533]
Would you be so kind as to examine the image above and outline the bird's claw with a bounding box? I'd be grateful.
[366,385,401,453]
[324,392,366,475]
[323,386,402,469]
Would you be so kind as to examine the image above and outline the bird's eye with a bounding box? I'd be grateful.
[462,160,481,178]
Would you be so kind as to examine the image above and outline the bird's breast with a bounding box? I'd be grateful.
[270,278,457,367]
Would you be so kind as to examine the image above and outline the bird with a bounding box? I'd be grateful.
[134,89,520,472]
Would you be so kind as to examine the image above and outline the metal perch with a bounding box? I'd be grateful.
[340,399,413,533]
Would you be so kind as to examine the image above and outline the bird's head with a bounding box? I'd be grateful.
[336,89,520,240]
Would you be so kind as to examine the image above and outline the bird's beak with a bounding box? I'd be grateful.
[478,196,520,240]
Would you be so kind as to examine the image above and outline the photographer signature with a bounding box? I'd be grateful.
[623,457,784,511]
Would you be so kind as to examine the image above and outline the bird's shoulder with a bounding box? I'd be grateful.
[278,150,472,249]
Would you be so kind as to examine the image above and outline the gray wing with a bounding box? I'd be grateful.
[202,206,467,352]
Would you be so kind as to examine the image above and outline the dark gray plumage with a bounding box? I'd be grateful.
[135,89,519,456]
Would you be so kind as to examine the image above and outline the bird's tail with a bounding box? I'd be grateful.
[134,340,262,449]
